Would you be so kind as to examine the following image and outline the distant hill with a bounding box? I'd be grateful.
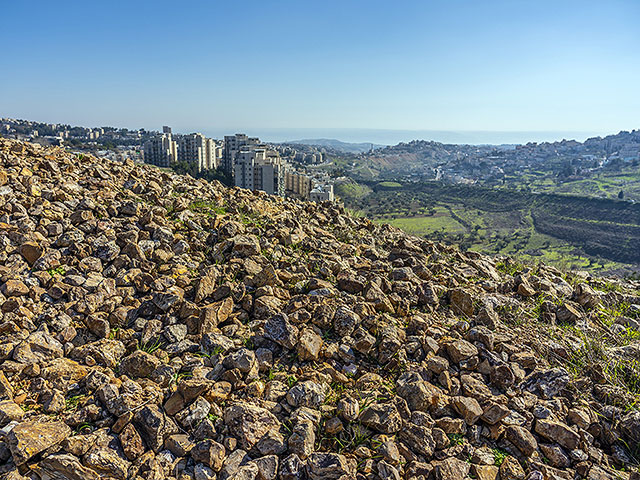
[285,138,384,153]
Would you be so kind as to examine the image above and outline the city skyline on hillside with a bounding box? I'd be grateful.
[2,115,635,146]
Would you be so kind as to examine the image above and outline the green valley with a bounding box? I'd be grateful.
[339,180,640,276]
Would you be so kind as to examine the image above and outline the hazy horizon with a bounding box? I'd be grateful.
[198,127,609,146]
[2,112,619,145]
[0,112,625,145]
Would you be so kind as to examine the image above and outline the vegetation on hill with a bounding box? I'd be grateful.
[338,180,640,275]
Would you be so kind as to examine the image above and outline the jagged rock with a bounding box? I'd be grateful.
[296,329,323,361]
[337,396,359,422]
[451,396,482,425]
[397,372,444,412]
[620,411,640,444]
[445,339,478,364]
[279,454,305,480]
[333,307,359,337]
[119,423,146,460]
[0,400,24,426]
[196,266,219,302]
[72,339,126,368]
[200,297,234,333]
[506,425,538,456]
[13,331,63,364]
[286,380,327,408]
[540,444,571,468]
[19,242,44,266]
[534,419,580,450]
[166,433,195,457]
[377,460,402,480]
[119,350,161,378]
[255,454,279,480]
[449,288,474,316]
[1,279,29,297]
[434,457,470,480]
[83,447,130,479]
[192,439,226,471]
[223,403,280,450]
[134,405,179,452]
[499,456,526,479]
[398,424,436,458]
[228,463,260,480]
[522,368,570,399]
[263,313,299,350]
[360,402,402,434]
[288,419,315,459]
[7,420,71,465]
[473,464,499,480]
[35,454,101,480]
[231,235,261,257]
[224,348,258,374]
[556,302,582,324]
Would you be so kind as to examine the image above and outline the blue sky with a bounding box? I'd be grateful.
[1,0,639,143]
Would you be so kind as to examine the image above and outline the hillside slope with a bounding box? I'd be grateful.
[0,138,639,480]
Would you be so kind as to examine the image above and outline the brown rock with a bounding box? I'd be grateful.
[296,329,323,361]
[120,423,146,460]
[452,396,483,425]
[1,279,29,297]
[449,288,474,316]
[20,242,44,266]
[200,297,234,333]
[434,457,470,480]
[473,464,499,480]
[445,339,478,364]
[499,456,525,479]
[506,425,538,456]
[535,419,580,450]
[0,399,24,426]
[191,439,226,471]
[119,350,161,378]
[8,420,71,465]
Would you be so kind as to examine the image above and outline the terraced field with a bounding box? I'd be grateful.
[341,181,640,275]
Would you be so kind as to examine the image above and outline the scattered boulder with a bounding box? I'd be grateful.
[7,420,71,465]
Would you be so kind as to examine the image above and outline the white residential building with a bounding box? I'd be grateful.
[234,147,285,196]
[179,133,220,171]
[223,133,260,174]
[143,133,178,167]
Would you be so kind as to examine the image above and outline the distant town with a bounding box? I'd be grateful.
[3,116,640,204]
[0,118,335,203]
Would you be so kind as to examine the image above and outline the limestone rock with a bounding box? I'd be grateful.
[8,420,71,465]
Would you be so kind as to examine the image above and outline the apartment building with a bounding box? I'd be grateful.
[234,148,285,196]
[143,133,178,167]
[285,171,313,198]
[179,133,220,171]
[223,133,259,174]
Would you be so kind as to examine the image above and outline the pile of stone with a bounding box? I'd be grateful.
[0,138,638,480]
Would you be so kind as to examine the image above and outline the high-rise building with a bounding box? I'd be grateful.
[223,133,259,174]
[285,171,313,198]
[234,148,285,196]
[178,133,220,172]
[162,126,172,134]
[143,133,178,167]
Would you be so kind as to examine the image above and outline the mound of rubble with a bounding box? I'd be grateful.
[0,138,639,480]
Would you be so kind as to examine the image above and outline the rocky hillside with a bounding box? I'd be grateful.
[0,138,639,480]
